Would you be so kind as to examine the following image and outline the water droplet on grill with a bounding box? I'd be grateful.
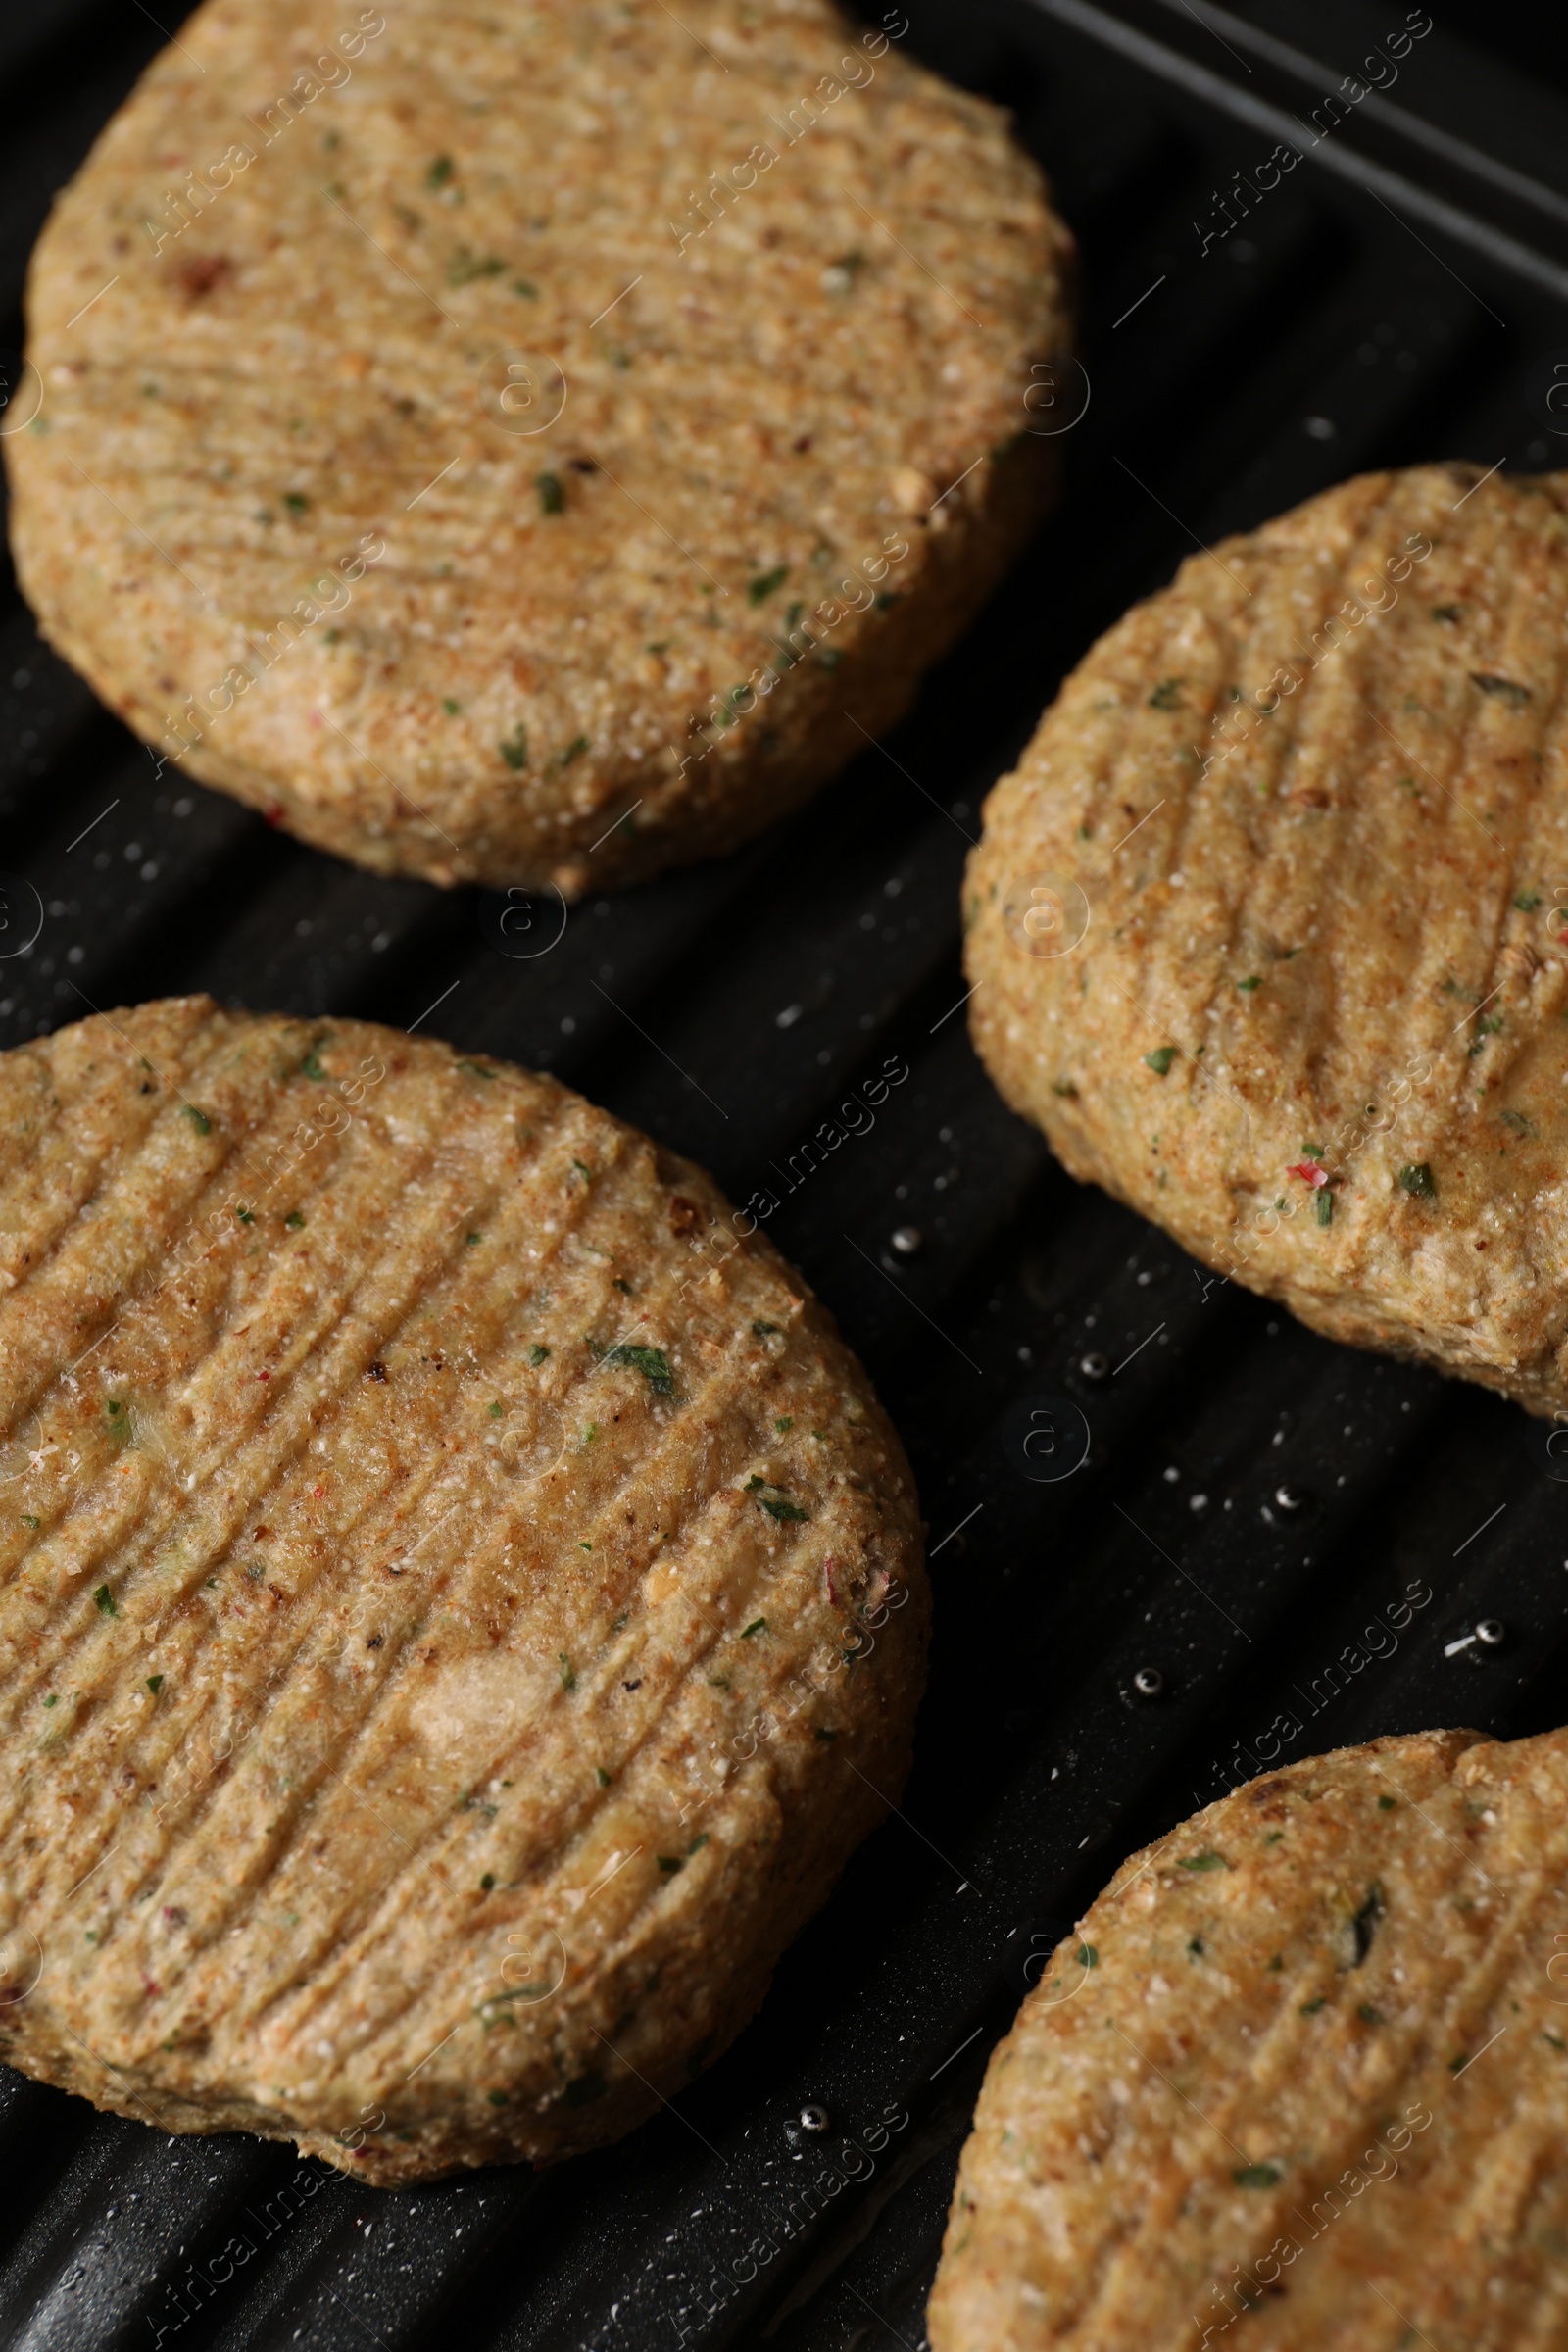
[1475,1617,1505,1648]
[798,2102,831,2133]
[890,1225,923,1256]
[1132,1665,1164,1699]
[1273,1483,1307,1512]
[1079,1350,1109,1381]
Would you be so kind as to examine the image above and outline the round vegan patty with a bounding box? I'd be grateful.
[966,464,1568,1417]
[929,1725,1568,2351]
[7,0,1074,894]
[0,998,926,2184]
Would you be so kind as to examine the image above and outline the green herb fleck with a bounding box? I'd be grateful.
[1470,671,1531,707]
[741,1618,767,1639]
[513,278,538,298]
[488,1400,504,1419]
[749,565,788,605]
[499,725,529,771]
[1077,1943,1098,1968]
[42,1694,57,1708]
[457,1058,495,1080]
[1398,1161,1436,1199]
[1430,603,1462,622]
[557,734,589,766]
[559,1653,576,1691]
[1300,1996,1327,2014]
[301,1044,328,1081]
[181,1104,212,1134]
[658,1854,684,1874]
[1358,2003,1385,2026]
[774,1415,794,1434]
[235,1205,255,1225]
[1180,1850,1227,1872]
[1515,889,1542,912]
[1148,677,1184,710]
[1544,2033,1567,2052]
[480,1873,495,1891]
[1145,1046,1177,1077]
[448,247,507,284]
[602,1344,673,1396]
[1378,1794,1396,1810]
[285,1211,306,1231]
[760,1495,808,1522]
[752,1320,780,1338]
[1449,2051,1470,2074]
[1237,975,1261,993]
[426,155,455,188]
[94,1585,118,1618]
[21,1515,39,1531]
[537,470,565,514]
[528,1344,551,1366]
[1233,2163,1281,2188]
[146,1675,163,1695]
[282,491,310,514]
[596,1766,612,1788]
[1315,1189,1334,1227]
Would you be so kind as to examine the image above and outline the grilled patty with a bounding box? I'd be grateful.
[0,999,926,2184]
[7,0,1074,894]
[966,464,1568,1416]
[929,1725,1568,2351]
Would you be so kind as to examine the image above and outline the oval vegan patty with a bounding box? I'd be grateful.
[7,0,1074,895]
[966,464,1568,1417]
[929,1724,1568,2351]
[0,999,926,2184]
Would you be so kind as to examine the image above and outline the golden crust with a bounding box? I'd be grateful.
[966,464,1568,1416]
[0,999,926,2184]
[6,0,1074,893]
[929,1725,1568,2351]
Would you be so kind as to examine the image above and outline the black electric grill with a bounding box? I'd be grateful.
[2,1,1567,2342]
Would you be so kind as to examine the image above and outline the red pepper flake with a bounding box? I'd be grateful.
[264,802,285,826]
[1287,1160,1330,1190]
[256,1369,271,1381]
[143,1978,163,1999]
[823,1556,841,1607]
[313,1485,325,1498]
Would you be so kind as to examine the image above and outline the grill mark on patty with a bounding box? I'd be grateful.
[8,1092,623,1899]
[23,1124,802,1994]
[119,1348,828,2060]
